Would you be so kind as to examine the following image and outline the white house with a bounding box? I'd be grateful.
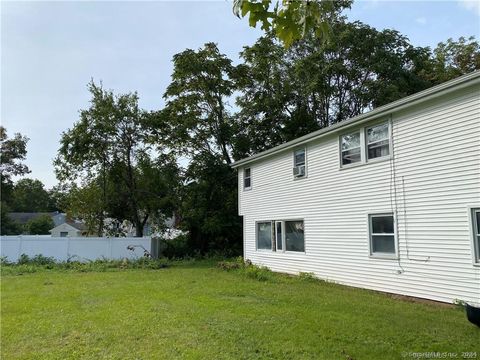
[232,71,480,304]
[50,221,88,237]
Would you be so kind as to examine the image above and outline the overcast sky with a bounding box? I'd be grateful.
[2,0,479,188]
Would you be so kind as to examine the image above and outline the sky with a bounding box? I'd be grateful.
[2,0,480,188]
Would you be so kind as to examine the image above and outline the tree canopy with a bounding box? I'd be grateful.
[52,17,480,254]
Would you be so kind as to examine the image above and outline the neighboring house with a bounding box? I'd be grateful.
[232,71,480,304]
[49,221,88,237]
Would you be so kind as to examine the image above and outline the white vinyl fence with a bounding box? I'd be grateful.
[0,236,152,262]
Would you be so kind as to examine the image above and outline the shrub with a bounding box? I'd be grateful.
[1,256,169,275]
[244,265,273,282]
[217,256,245,271]
[298,272,316,282]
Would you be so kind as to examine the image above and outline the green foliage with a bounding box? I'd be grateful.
[298,272,317,282]
[160,42,238,165]
[0,202,23,235]
[23,214,55,235]
[216,256,245,271]
[55,81,179,236]
[429,36,480,84]
[10,178,55,212]
[233,0,353,47]
[0,126,30,183]
[18,254,53,265]
[1,256,169,275]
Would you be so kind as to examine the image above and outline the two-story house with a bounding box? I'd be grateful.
[232,71,480,304]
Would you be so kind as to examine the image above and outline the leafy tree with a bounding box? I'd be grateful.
[427,36,480,84]
[233,0,352,47]
[0,126,30,204]
[159,43,238,165]
[10,178,53,212]
[24,214,54,235]
[56,82,178,236]
[179,153,242,255]
[62,181,104,235]
[0,127,30,235]
[234,21,438,156]
[1,202,23,235]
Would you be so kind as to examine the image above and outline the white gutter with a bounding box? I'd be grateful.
[231,70,480,169]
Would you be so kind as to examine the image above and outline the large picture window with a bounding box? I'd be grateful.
[256,220,304,253]
[369,213,396,257]
[341,132,361,165]
[367,123,390,160]
[257,222,272,250]
[472,208,480,263]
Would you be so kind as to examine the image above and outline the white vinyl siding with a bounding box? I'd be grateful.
[239,84,480,304]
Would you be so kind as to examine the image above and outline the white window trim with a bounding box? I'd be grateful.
[467,205,480,266]
[255,220,273,251]
[339,119,392,169]
[293,148,307,180]
[243,167,252,191]
[368,212,398,259]
[365,122,392,163]
[339,130,364,168]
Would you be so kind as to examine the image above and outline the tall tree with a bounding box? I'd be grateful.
[56,82,178,236]
[160,43,238,165]
[0,126,30,235]
[427,36,480,84]
[10,178,53,212]
[234,21,437,157]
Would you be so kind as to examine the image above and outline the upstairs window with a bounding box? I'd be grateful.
[472,208,480,263]
[244,168,251,189]
[369,213,396,257]
[367,123,390,160]
[293,149,306,178]
[341,132,361,165]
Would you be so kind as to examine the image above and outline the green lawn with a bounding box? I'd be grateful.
[1,261,479,360]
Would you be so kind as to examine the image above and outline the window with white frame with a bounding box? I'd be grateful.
[285,220,305,252]
[257,220,304,252]
[293,149,306,178]
[341,132,361,165]
[257,222,272,250]
[366,123,390,160]
[244,168,251,189]
[472,208,480,263]
[369,213,396,257]
[275,221,283,251]
[60,232,68,237]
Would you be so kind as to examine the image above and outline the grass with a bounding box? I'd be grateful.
[1,259,479,360]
